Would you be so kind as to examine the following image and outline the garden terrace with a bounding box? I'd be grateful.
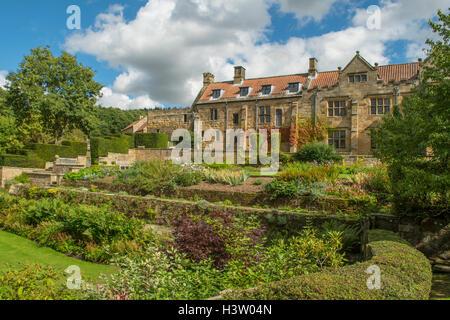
[15,185,370,256]
[61,179,377,215]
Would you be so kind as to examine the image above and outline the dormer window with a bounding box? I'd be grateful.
[212,89,221,99]
[261,85,272,95]
[349,73,367,83]
[239,87,249,97]
[288,82,300,93]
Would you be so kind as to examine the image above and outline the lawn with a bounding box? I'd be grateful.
[0,230,118,281]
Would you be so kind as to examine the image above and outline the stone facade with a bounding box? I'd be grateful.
[139,52,422,155]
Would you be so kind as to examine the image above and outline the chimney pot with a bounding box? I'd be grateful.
[203,72,215,87]
[233,66,246,84]
[309,58,318,77]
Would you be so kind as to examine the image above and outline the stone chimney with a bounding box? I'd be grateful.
[234,66,246,84]
[308,58,318,78]
[203,72,215,87]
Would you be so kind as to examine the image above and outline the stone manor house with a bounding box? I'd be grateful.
[123,51,423,155]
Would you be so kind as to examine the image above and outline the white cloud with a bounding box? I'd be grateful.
[276,0,342,22]
[0,70,8,89]
[97,87,162,110]
[65,0,445,107]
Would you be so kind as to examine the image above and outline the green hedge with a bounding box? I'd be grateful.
[90,134,134,164]
[0,153,45,168]
[134,133,168,149]
[61,141,88,156]
[223,230,432,300]
[26,143,86,162]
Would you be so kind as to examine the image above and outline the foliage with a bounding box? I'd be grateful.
[5,46,103,143]
[325,182,376,202]
[90,134,134,164]
[115,160,179,194]
[321,220,360,252]
[223,230,432,300]
[204,168,249,186]
[90,107,147,137]
[0,195,158,263]
[0,264,79,300]
[134,133,169,149]
[296,118,329,148]
[173,211,265,269]
[279,152,294,165]
[0,115,23,154]
[279,163,340,183]
[63,166,119,181]
[6,173,30,185]
[295,142,343,164]
[264,180,326,200]
[26,142,87,162]
[371,10,449,217]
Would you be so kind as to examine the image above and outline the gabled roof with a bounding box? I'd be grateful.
[199,74,309,101]
[122,116,147,131]
[377,63,420,82]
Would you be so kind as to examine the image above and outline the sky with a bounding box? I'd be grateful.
[0,0,447,110]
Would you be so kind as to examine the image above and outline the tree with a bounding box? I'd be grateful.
[372,9,449,217]
[6,46,103,144]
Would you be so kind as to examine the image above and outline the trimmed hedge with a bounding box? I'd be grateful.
[134,133,168,149]
[222,230,432,300]
[61,141,88,156]
[26,143,86,162]
[0,153,45,168]
[90,134,134,164]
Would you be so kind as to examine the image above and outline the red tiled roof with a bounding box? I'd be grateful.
[136,122,147,133]
[198,62,420,101]
[377,63,419,82]
[199,74,309,101]
[309,71,339,89]
[123,118,143,131]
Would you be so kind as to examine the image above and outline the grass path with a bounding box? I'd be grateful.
[0,230,118,281]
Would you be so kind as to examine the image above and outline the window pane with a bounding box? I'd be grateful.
[329,101,333,108]
[378,106,383,114]
[362,75,367,82]
[340,131,345,139]
[378,99,383,106]
[334,131,339,139]
[349,76,354,83]
[260,115,265,123]
[384,99,390,106]
[384,106,390,114]
[329,108,333,117]
[335,108,339,116]
[266,106,270,114]
[371,106,376,115]
[334,140,339,149]
[356,75,361,82]
[371,99,376,106]
[341,108,346,116]
[329,132,333,139]
[341,101,346,107]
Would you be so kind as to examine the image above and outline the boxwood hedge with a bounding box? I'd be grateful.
[134,133,168,149]
[222,230,432,300]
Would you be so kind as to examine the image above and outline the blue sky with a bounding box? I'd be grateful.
[0,0,446,109]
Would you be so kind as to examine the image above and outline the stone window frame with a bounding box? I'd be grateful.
[184,114,188,123]
[275,109,283,127]
[259,106,271,124]
[210,108,218,121]
[328,100,347,117]
[349,73,367,83]
[370,97,391,115]
[232,113,239,125]
[328,129,346,149]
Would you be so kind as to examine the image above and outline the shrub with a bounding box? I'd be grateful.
[173,211,265,269]
[279,163,340,183]
[115,160,179,194]
[134,133,168,149]
[279,152,294,165]
[295,142,343,164]
[90,135,134,164]
[264,180,326,200]
[204,168,249,186]
[223,230,432,300]
[0,264,79,300]
[321,220,360,252]
[63,166,119,181]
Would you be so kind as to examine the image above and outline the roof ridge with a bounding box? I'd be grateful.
[378,62,420,67]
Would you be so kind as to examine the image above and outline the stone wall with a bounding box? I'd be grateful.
[0,167,37,188]
[98,148,175,167]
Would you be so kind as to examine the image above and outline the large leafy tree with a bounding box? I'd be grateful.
[372,10,449,217]
[6,46,103,144]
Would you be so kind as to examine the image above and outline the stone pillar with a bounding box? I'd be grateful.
[350,99,359,154]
